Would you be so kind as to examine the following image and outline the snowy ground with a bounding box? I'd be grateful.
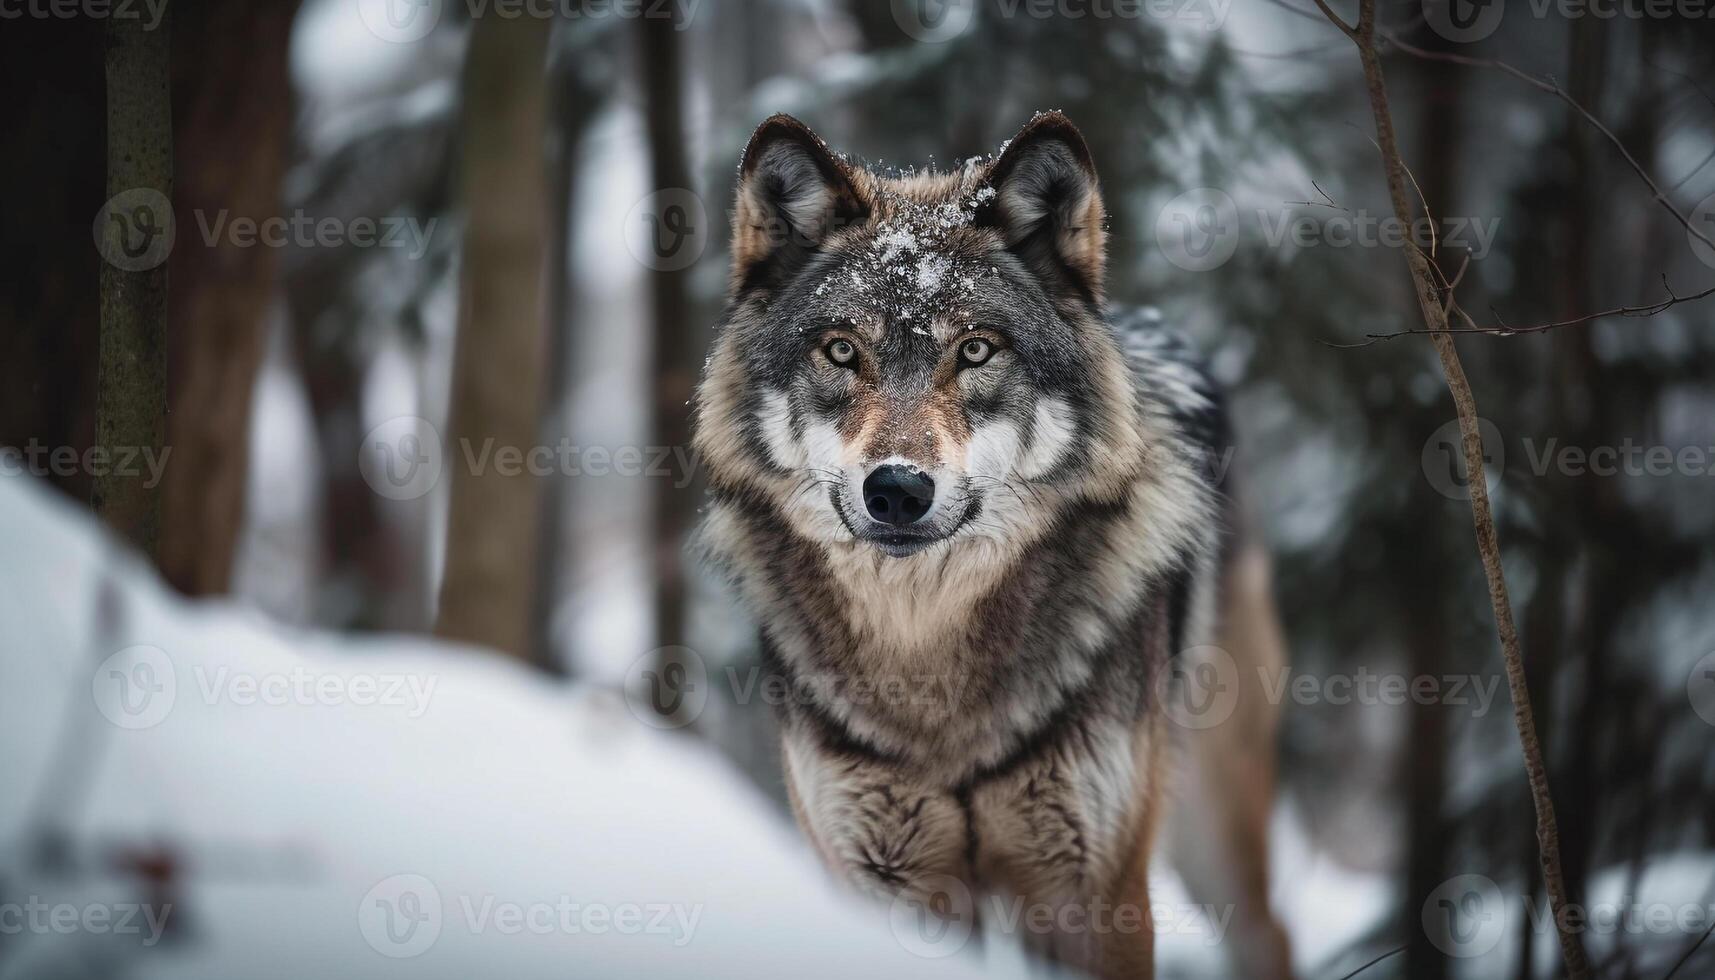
[0,474,1041,980]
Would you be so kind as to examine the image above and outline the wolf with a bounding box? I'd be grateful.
[692,112,1292,979]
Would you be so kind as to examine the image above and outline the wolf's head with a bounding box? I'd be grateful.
[695,113,1154,569]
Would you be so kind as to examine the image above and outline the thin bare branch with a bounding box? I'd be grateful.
[1322,277,1715,348]
[1316,0,1593,975]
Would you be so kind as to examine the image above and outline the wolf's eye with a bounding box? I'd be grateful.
[958,338,995,367]
[824,338,858,367]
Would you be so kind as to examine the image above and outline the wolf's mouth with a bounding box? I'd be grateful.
[832,488,975,558]
[867,531,940,558]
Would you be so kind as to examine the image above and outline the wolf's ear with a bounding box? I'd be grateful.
[979,112,1106,303]
[732,115,869,292]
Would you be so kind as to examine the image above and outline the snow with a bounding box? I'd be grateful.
[0,474,1039,979]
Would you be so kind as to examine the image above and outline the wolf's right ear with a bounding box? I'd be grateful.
[732,115,869,292]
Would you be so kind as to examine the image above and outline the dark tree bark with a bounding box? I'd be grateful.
[434,14,554,660]
[157,0,303,595]
[638,11,698,657]
[529,36,603,674]
[94,10,173,554]
[0,23,104,503]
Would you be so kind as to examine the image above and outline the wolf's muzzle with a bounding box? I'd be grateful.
[861,464,935,527]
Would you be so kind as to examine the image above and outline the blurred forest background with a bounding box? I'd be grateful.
[3,0,1714,976]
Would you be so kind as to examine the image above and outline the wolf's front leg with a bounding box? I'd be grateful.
[781,735,971,902]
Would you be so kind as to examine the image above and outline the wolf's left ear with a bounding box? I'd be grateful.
[979,112,1106,303]
[732,114,870,293]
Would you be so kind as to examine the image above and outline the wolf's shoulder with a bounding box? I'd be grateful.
[1107,305,1230,466]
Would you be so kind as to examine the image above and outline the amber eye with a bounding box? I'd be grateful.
[958,338,995,367]
[824,338,858,367]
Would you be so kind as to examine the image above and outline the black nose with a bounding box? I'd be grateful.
[862,465,936,527]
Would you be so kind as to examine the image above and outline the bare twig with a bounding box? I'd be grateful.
[1324,277,1715,348]
[1316,1,1593,976]
[1335,944,1406,979]
[1286,179,1347,210]
[1664,914,1715,979]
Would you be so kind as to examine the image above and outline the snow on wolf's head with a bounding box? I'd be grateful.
[694,113,1146,567]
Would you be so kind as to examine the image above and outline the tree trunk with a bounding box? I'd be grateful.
[94,10,173,555]
[433,15,554,660]
[529,38,602,674]
[157,0,302,595]
[639,6,697,660]
[0,23,104,504]
[634,7,702,726]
